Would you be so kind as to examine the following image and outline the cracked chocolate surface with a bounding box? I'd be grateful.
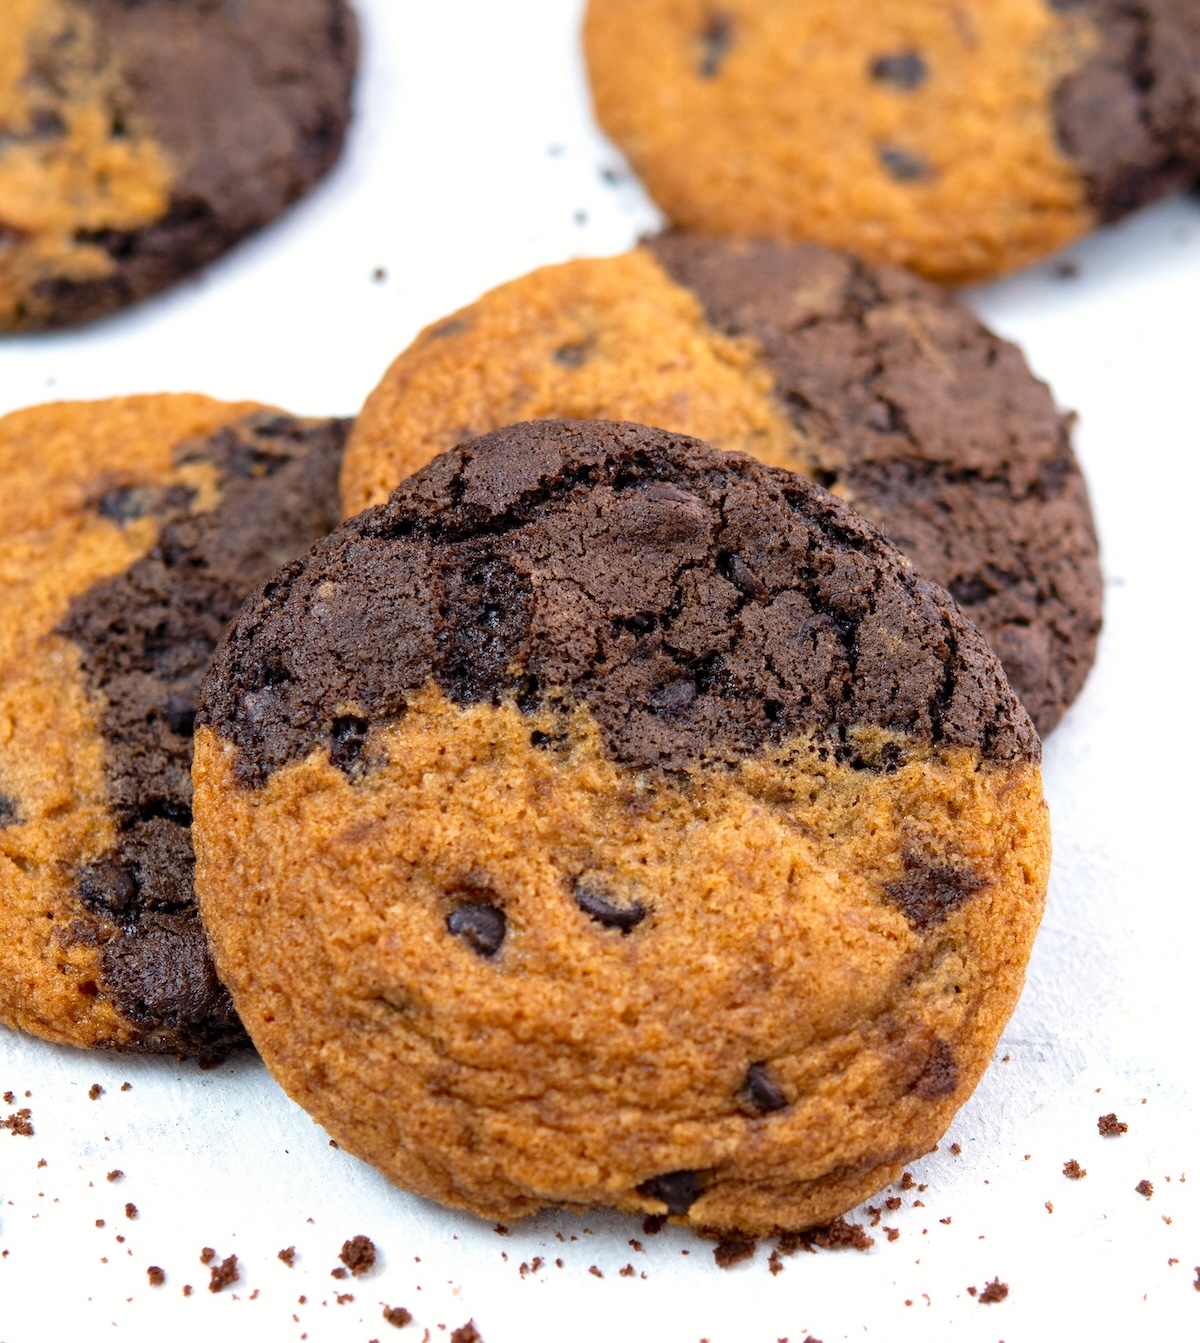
[202,419,1037,784]
[647,234,1103,735]
[59,412,348,1053]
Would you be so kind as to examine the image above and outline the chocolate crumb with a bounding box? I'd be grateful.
[96,1219,106,1228]
[939,1217,951,1225]
[950,1143,962,1156]
[199,1247,216,1265]
[120,1082,132,1092]
[2,1109,33,1137]
[278,1246,296,1266]
[125,1203,137,1220]
[977,1277,1008,1304]
[1098,1113,1127,1136]
[589,1265,603,1278]
[629,1239,643,1252]
[383,1305,413,1327]
[619,1264,636,1276]
[713,1240,756,1268]
[336,1292,354,1305]
[450,1324,482,1343]
[208,1254,239,1293]
[331,1267,348,1279]
[106,1170,124,1182]
[183,1285,192,1296]
[88,1084,103,1100]
[494,1224,510,1236]
[340,1234,377,1277]
[642,1215,667,1235]
[1063,1159,1087,1179]
[1135,1179,1154,1198]
[768,1249,783,1275]
[801,1218,874,1252]
[555,1259,563,1268]
[146,1265,165,1285]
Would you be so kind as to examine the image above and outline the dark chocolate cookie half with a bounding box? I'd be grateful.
[584,0,1200,282]
[342,237,1102,735]
[195,419,1050,1235]
[0,0,357,331]
[0,396,348,1054]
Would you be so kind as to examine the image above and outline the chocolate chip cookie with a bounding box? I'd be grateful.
[0,396,348,1054]
[0,0,357,331]
[584,0,1200,282]
[342,237,1102,735]
[195,419,1051,1235]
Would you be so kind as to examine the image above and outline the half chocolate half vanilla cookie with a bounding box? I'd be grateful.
[0,395,348,1055]
[341,236,1102,735]
[195,419,1050,1235]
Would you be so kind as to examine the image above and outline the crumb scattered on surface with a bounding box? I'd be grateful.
[885,1197,902,1211]
[619,1264,636,1277]
[974,1277,1009,1304]
[278,1246,296,1267]
[147,1266,165,1286]
[1045,1201,1054,1213]
[884,1228,900,1242]
[208,1254,239,1293]
[589,1265,603,1277]
[331,1266,348,1279]
[340,1235,377,1276]
[1136,1180,1154,1198]
[642,1215,666,1236]
[802,1218,874,1252]
[1063,1159,1087,1179]
[629,1239,643,1252]
[383,1305,413,1327]
[200,1248,215,1265]
[124,1203,137,1220]
[96,1219,105,1228]
[450,1324,482,1343]
[713,1240,756,1268]
[336,1292,354,1305]
[120,1082,132,1092]
[2,1109,33,1136]
[494,1225,509,1236]
[88,1084,103,1100]
[37,1157,46,1167]
[900,1173,915,1190]
[183,1284,193,1296]
[1193,1267,1200,1292]
[106,1170,123,1182]
[768,1249,783,1275]
[1098,1113,1127,1136]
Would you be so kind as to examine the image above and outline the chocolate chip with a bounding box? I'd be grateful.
[553,341,590,367]
[0,794,17,827]
[97,485,154,524]
[447,903,507,958]
[910,1039,958,1099]
[698,11,735,78]
[574,884,646,932]
[626,613,655,634]
[78,861,138,915]
[639,1170,706,1215]
[165,691,197,737]
[878,145,931,182]
[743,1062,789,1113]
[883,855,985,930]
[721,553,768,601]
[870,51,927,89]
[330,715,369,775]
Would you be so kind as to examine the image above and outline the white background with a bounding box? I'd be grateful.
[1,3,1198,1340]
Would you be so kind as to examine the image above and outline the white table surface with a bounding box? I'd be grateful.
[1,3,1197,1340]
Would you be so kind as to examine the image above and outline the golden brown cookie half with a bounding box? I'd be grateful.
[0,0,357,331]
[0,396,348,1054]
[584,0,1200,282]
[341,238,1102,735]
[195,420,1050,1236]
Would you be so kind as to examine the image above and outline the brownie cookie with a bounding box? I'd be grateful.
[342,238,1102,735]
[0,396,348,1054]
[584,0,1200,283]
[195,420,1050,1235]
[0,0,357,331]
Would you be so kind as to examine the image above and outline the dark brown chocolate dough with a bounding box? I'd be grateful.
[646,234,1103,736]
[59,413,348,1055]
[1054,1,1200,222]
[200,421,1039,786]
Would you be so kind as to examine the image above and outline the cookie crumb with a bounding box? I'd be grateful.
[900,1173,915,1190]
[2,1108,33,1136]
[96,1219,106,1228]
[372,267,387,283]
[884,1228,900,1243]
[147,1266,165,1286]
[106,1170,124,1182]
[713,1240,755,1269]
[336,1292,354,1305]
[331,1266,348,1279]
[450,1324,482,1343]
[120,1082,132,1092]
[619,1264,635,1277]
[37,1157,46,1167]
[885,1197,902,1211]
[1193,1267,1200,1292]
[200,1247,216,1265]
[629,1239,643,1253]
[642,1215,667,1236]
[1045,1201,1054,1214]
[493,1225,509,1236]
[1098,1113,1127,1136]
[950,1143,962,1156]
[1135,1179,1154,1198]
[589,1265,603,1277]
[383,1305,413,1327]
[125,1202,137,1220]
[939,1217,951,1225]
[1063,1159,1087,1179]
[278,1246,296,1267]
[802,1218,874,1252]
[183,1285,193,1297]
[88,1084,103,1100]
[768,1249,783,1276]
[208,1254,239,1293]
[975,1277,1008,1304]
[339,1235,377,1277]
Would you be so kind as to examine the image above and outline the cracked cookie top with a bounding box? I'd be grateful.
[204,419,1039,782]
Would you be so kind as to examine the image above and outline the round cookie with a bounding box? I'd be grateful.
[0,396,348,1055]
[0,0,357,331]
[342,237,1102,735]
[195,419,1050,1236]
[584,0,1200,283]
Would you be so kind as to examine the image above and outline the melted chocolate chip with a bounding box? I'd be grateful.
[165,691,198,737]
[330,715,369,775]
[78,861,138,916]
[743,1062,788,1113]
[574,884,646,932]
[447,903,507,958]
[911,1039,958,1099]
[721,553,768,601]
[883,857,986,931]
[870,51,928,89]
[698,11,735,78]
[639,1170,706,1215]
[878,145,931,181]
[554,341,591,367]
[0,794,17,827]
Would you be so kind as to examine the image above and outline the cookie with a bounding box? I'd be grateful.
[341,237,1102,735]
[194,419,1050,1235]
[0,396,348,1054]
[584,0,1200,282]
[0,0,357,331]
